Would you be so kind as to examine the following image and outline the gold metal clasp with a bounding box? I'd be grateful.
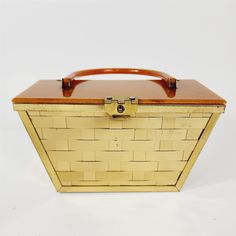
[104,96,138,117]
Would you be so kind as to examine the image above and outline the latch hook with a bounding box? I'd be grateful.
[104,96,138,117]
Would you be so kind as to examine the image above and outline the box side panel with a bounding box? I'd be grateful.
[18,111,62,191]
[176,113,221,190]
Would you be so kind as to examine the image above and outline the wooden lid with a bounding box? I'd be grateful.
[12,68,226,105]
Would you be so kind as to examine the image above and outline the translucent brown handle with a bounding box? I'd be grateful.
[62,68,177,89]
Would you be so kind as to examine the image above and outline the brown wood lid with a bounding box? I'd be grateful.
[12,68,226,105]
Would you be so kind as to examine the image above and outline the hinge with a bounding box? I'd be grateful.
[104,96,138,117]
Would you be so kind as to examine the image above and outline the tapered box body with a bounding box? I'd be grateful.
[12,69,226,192]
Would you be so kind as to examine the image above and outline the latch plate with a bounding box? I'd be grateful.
[104,96,138,117]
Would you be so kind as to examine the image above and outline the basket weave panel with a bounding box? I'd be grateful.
[28,109,211,187]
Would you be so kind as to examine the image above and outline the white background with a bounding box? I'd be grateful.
[1,0,236,235]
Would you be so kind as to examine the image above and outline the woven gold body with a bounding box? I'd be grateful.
[14,104,224,192]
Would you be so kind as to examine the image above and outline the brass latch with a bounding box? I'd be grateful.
[104,96,138,117]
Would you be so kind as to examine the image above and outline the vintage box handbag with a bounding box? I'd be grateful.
[12,68,226,192]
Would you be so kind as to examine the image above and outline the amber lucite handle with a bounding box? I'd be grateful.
[62,68,177,89]
[62,68,177,98]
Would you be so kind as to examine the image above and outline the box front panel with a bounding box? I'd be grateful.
[27,106,211,188]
